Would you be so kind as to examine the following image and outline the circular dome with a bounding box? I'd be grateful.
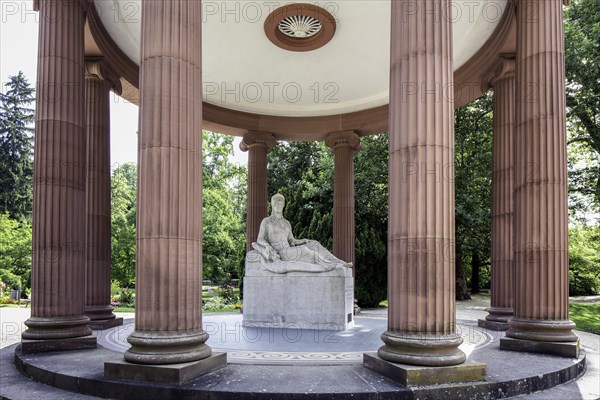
[93,0,509,118]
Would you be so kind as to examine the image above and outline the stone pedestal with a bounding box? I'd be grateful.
[500,336,580,358]
[105,353,227,384]
[243,252,354,330]
[21,336,97,355]
[364,353,486,386]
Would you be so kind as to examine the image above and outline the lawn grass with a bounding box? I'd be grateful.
[113,306,136,313]
[570,303,600,334]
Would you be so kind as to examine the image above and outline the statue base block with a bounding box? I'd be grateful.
[243,262,354,330]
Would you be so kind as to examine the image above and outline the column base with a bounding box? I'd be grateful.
[20,335,97,354]
[85,305,117,320]
[500,336,580,358]
[484,306,513,322]
[125,329,212,365]
[22,316,92,340]
[364,352,486,386]
[378,331,466,366]
[89,317,123,330]
[506,318,578,342]
[478,319,510,331]
[105,352,227,384]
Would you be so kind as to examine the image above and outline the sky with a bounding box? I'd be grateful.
[0,0,247,172]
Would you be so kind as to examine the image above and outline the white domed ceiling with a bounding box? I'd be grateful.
[95,0,508,117]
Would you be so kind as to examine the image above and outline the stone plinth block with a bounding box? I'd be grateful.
[478,319,510,331]
[363,352,486,386]
[104,352,227,384]
[500,337,580,358]
[243,260,354,330]
[20,336,97,355]
[89,317,123,331]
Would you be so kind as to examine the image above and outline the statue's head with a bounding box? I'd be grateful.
[271,193,285,214]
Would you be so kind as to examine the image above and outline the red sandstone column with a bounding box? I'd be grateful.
[379,0,464,366]
[240,132,276,251]
[325,131,361,273]
[124,0,210,364]
[501,0,578,355]
[22,0,95,350]
[84,60,123,330]
[479,58,516,331]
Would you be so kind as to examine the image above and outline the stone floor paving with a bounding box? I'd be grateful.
[1,296,598,399]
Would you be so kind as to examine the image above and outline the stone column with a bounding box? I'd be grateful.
[325,131,361,273]
[84,60,123,330]
[105,1,225,381]
[21,0,96,353]
[374,0,468,369]
[478,58,516,331]
[500,0,579,357]
[240,132,276,251]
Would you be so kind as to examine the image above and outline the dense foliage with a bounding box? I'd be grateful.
[109,133,247,288]
[0,72,34,299]
[111,163,137,288]
[565,0,600,217]
[0,72,34,222]
[0,213,32,293]
[454,94,493,299]
[202,132,246,284]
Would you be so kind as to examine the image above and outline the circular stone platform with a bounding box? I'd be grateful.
[97,315,492,365]
[9,314,589,400]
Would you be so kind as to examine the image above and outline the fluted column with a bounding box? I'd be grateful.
[379,0,464,366]
[501,0,578,356]
[325,131,360,274]
[124,0,210,365]
[84,60,123,330]
[21,0,95,351]
[240,132,276,251]
[479,58,516,331]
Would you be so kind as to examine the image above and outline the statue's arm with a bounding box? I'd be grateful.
[286,221,308,246]
[256,219,280,261]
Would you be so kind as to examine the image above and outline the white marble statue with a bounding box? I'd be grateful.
[251,193,352,273]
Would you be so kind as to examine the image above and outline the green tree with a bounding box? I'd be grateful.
[0,213,32,292]
[564,0,600,214]
[569,223,600,295]
[111,163,137,288]
[454,93,493,299]
[0,72,35,221]
[202,131,247,283]
[353,135,388,306]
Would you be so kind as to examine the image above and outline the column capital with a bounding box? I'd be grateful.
[325,130,361,151]
[481,56,516,92]
[239,131,277,153]
[85,59,122,95]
